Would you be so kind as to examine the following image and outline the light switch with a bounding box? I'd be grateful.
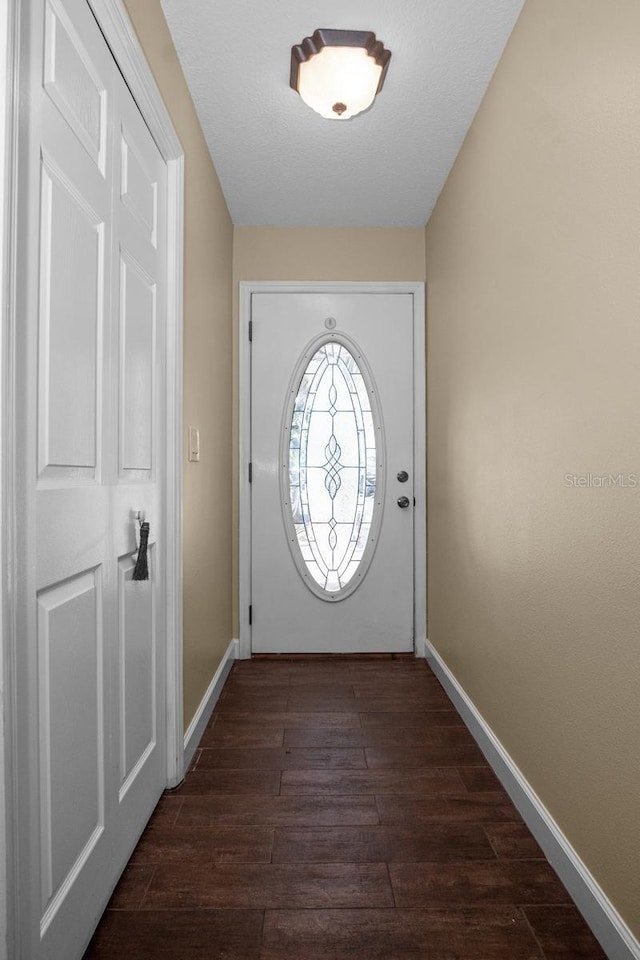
[188,426,200,462]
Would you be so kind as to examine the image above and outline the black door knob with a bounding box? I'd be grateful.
[397,496,410,509]
[397,470,409,483]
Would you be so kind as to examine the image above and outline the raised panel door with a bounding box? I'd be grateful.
[16,2,168,957]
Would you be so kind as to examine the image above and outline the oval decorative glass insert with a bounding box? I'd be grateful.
[284,337,382,598]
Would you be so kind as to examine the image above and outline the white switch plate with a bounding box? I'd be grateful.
[188,426,200,462]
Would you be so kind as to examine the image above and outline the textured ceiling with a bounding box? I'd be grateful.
[160,0,525,227]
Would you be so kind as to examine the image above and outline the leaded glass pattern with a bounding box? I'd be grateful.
[287,340,379,595]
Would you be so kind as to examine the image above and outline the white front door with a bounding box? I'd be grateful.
[15,1,168,957]
[250,291,416,653]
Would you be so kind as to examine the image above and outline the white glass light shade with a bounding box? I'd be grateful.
[297,46,383,120]
[291,30,391,121]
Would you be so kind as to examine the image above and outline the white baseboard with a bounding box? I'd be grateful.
[183,638,238,771]
[424,639,639,960]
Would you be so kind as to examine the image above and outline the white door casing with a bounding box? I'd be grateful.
[1,1,20,957]
[3,1,184,958]
[239,282,426,657]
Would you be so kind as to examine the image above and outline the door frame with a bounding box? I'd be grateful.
[238,281,426,659]
[0,1,184,955]
[1,3,20,955]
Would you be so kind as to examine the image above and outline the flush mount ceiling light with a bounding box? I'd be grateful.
[290,29,391,120]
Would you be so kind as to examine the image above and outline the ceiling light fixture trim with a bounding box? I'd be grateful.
[290,28,391,120]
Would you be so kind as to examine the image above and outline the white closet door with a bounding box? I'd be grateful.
[16,1,168,957]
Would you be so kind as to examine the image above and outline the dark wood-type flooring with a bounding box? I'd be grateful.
[84,656,607,959]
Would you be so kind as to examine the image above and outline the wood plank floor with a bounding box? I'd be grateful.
[83,656,607,959]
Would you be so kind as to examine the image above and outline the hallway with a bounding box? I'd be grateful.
[83,656,605,959]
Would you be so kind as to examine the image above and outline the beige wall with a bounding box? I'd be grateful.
[232,226,426,635]
[123,0,234,728]
[233,227,426,283]
[425,0,640,937]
